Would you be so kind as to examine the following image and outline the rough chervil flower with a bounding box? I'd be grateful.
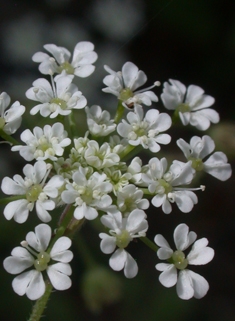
[3,224,73,300]
[102,62,158,109]
[12,122,71,161]
[84,140,120,169]
[99,209,148,278]
[61,166,113,220]
[142,157,202,214]
[0,92,25,135]
[26,73,87,118]
[85,105,116,137]
[161,79,219,130]
[176,135,232,181]
[155,223,214,300]
[32,41,98,77]
[1,161,64,223]
[117,105,171,153]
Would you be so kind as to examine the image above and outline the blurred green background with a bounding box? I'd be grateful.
[0,0,235,320]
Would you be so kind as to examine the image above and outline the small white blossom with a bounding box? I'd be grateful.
[117,105,171,153]
[177,135,232,181]
[1,161,64,223]
[109,184,149,216]
[12,122,71,161]
[3,224,73,300]
[61,166,113,220]
[155,223,214,300]
[32,41,98,77]
[161,79,219,130]
[103,167,131,195]
[26,73,87,118]
[127,156,149,186]
[109,135,127,154]
[85,105,116,137]
[84,140,120,169]
[102,62,158,109]
[99,209,148,278]
[0,92,25,135]
[142,157,200,214]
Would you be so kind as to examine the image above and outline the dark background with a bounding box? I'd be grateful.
[0,1,234,320]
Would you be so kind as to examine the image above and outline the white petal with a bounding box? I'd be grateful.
[124,252,138,278]
[50,237,73,263]
[12,270,45,300]
[187,238,214,265]
[157,248,173,260]
[204,152,232,181]
[176,270,194,300]
[26,224,51,252]
[109,248,126,271]
[3,199,29,222]
[154,234,171,249]
[3,248,33,274]
[187,270,209,299]
[1,176,25,195]
[99,234,116,254]
[47,263,72,290]
[159,264,177,287]
[174,223,190,251]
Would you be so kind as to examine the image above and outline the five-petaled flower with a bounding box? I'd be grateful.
[3,224,73,300]
[154,223,214,300]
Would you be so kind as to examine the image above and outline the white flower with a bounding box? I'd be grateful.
[12,122,71,161]
[26,73,87,118]
[109,184,149,216]
[102,62,158,109]
[103,167,131,195]
[1,161,64,223]
[161,79,219,130]
[108,135,127,154]
[177,135,232,181]
[142,157,201,214]
[127,156,148,186]
[61,166,113,220]
[117,105,171,153]
[3,224,73,300]
[32,41,98,77]
[85,105,116,137]
[84,140,120,169]
[0,92,25,135]
[99,209,148,278]
[155,223,214,300]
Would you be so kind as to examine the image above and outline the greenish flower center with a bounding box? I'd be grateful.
[173,103,191,122]
[50,98,67,110]
[0,117,5,129]
[119,88,134,101]
[171,250,188,270]
[158,178,173,194]
[116,230,131,249]
[34,251,51,271]
[59,61,75,74]
[188,157,204,171]
[26,184,43,202]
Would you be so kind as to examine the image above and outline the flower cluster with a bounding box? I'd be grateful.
[0,40,232,311]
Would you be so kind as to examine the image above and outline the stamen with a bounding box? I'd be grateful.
[21,241,38,257]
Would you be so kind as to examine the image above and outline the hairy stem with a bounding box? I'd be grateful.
[28,280,53,321]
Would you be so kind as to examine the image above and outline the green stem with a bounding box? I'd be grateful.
[140,236,159,252]
[0,195,26,205]
[119,144,136,159]
[114,100,125,124]
[68,111,78,138]
[28,280,53,321]
[47,204,74,253]
[0,129,20,145]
